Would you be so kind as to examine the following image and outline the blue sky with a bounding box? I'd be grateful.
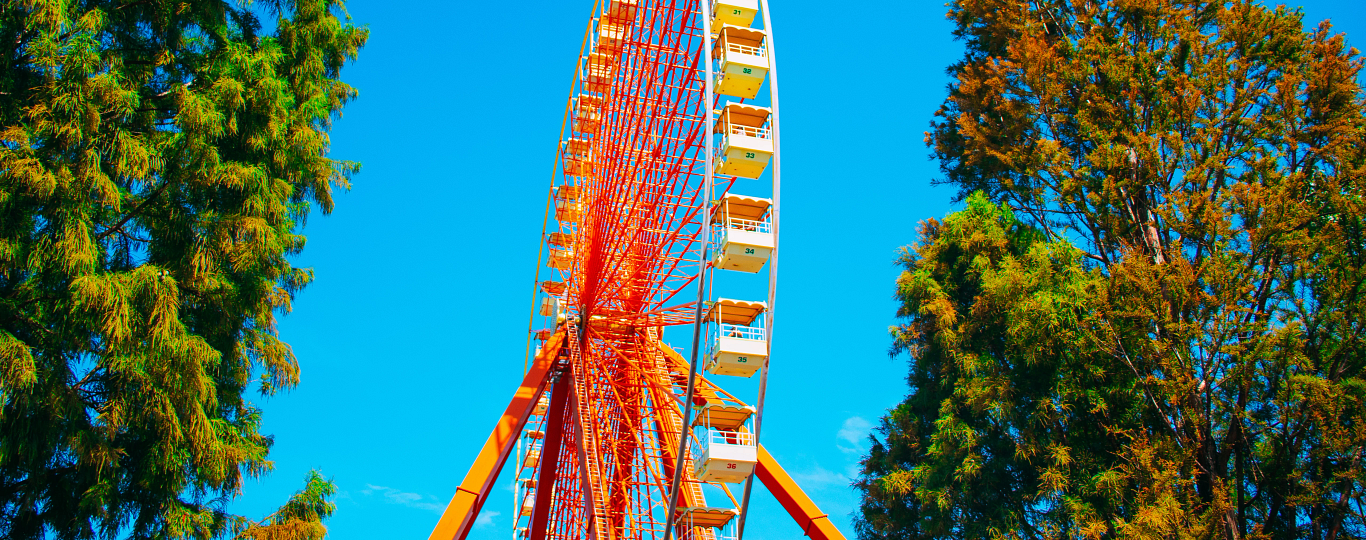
[229,1,1366,539]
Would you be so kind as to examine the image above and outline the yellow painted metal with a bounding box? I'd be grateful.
[607,0,638,22]
[691,403,756,431]
[705,347,763,377]
[555,199,582,223]
[554,185,582,223]
[547,232,573,248]
[714,104,773,178]
[712,25,768,99]
[597,19,628,53]
[677,507,739,529]
[711,194,776,273]
[710,0,758,29]
[562,138,594,176]
[710,193,771,223]
[707,298,766,325]
[712,227,773,273]
[706,335,765,378]
[583,52,615,93]
[715,140,772,177]
[713,103,770,129]
[548,248,574,270]
[574,94,602,133]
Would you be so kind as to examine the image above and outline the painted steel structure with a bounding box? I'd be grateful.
[430,2,842,540]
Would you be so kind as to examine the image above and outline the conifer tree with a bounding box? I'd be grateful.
[0,1,365,538]
[857,1,1366,539]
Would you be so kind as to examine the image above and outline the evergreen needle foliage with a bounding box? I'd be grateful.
[856,1,1366,539]
[0,0,366,538]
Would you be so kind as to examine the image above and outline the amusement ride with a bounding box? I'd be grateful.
[429,2,844,540]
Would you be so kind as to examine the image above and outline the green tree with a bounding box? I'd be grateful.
[857,1,1366,539]
[0,1,365,538]
[860,194,1143,540]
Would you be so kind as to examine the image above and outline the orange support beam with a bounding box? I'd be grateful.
[429,332,566,540]
[755,445,848,540]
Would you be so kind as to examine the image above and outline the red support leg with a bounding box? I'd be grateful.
[527,369,572,540]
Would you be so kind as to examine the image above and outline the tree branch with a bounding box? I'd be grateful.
[95,180,173,242]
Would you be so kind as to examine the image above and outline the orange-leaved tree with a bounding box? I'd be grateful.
[857,2,1366,539]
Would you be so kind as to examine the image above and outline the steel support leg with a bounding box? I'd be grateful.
[527,368,572,540]
[755,445,847,540]
[429,333,565,540]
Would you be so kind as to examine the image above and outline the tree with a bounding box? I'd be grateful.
[0,1,365,538]
[856,1,1366,539]
[859,194,1136,539]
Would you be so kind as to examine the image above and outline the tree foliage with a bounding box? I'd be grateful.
[234,471,335,540]
[0,0,365,538]
[857,1,1366,539]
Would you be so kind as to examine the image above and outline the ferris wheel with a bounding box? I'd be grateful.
[430,2,843,540]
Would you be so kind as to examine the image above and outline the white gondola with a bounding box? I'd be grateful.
[710,0,757,29]
[539,296,562,322]
[519,489,535,517]
[563,139,594,177]
[607,0,638,22]
[574,93,602,133]
[712,25,768,99]
[547,232,573,248]
[582,52,615,94]
[548,232,574,271]
[524,443,542,468]
[714,103,773,178]
[539,296,561,318]
[548,248,574,270]
[711,193,773,273]
[555,200,582,223]
[555,185,582,223]
[541,280,567,296]
[705,298,767,377]
[676,506,739,540]
[534,395,550,416]
[540,282,569,326]
[692,427,757,483]
[597,18,628,53]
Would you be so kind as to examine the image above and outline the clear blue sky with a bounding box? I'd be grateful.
[230,1,1366,539]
